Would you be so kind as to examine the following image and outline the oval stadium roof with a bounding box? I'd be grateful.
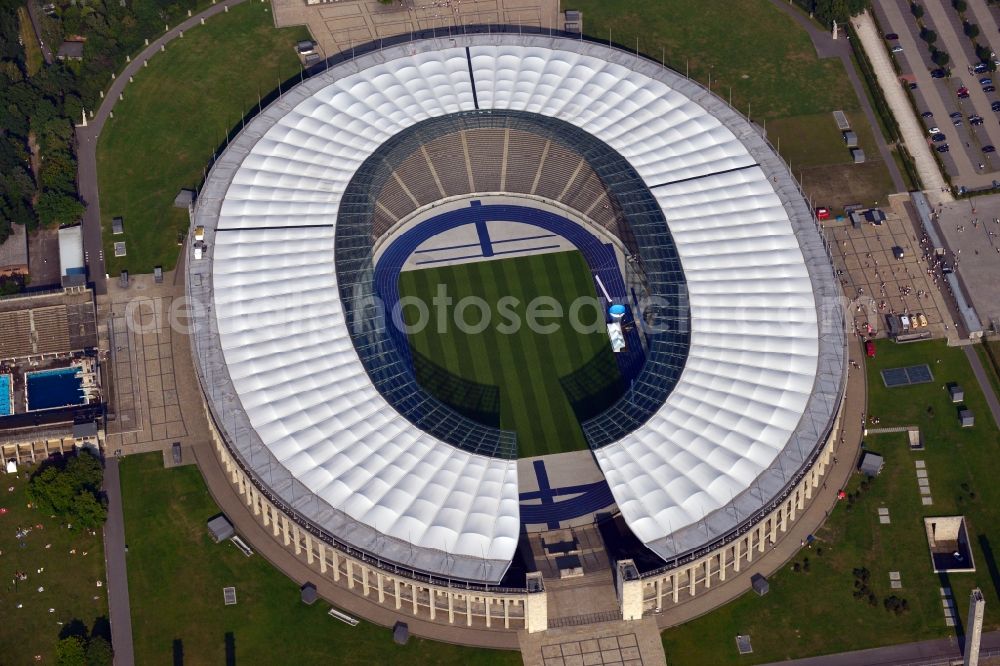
[187,33,846,583]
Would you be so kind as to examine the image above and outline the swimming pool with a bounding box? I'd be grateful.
[26,367,85,411]
[0,374,11,416]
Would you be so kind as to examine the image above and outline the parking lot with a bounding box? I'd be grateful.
[875,0,1000,190]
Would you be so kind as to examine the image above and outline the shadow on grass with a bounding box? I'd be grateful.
[225,632,236,666]
[938,571,963,642]
[59,618,89,641]
[172,638,183,666]
[979,534,1000,601]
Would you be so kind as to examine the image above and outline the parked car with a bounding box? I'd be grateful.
[971,116,985,126]
[980,78,993,85]
[928,126,941,133]
[909,82,919,89]
[922,110,935,118]
[984,145,996,153]
[959,91,971,98]
[937,144,950,152]
[932,133,947,142]
[951,111,963,118]
[953,118,964,126]
[815,207,831,220]
[885,32,899,40]
[985,85,996,93]
[900,314,911,330]
[931,69,947,78]
[974,63,989,73]
[891,45,904,53]
[992,101,1000,112]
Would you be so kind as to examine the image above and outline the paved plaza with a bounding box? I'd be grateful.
[273,0,560,61]
[104,270,209,456]
[823,194,953,341]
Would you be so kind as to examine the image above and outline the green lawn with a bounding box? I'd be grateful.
[398,251,621,458]
[119,453,521,665]
[96,1,309,275]
[567,0,896,209]
[0,464,108,663]
[661,339,1000,665]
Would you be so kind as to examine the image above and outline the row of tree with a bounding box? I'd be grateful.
[27,448,108,530]
[794,0,871,26]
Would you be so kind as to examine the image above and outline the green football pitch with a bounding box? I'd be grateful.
[398,250,623,458]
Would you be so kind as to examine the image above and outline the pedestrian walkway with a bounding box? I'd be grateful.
[101,459,135,666]
[852,10,951,199]
[963,345,1000,429]
[757,629,1000,665]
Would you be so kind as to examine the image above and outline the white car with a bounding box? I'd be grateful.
[928,126,940,133]
[891,45,904,53]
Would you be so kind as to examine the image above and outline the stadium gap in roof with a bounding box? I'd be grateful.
[188,33,846,584]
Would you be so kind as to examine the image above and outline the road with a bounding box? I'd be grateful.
[853,10,952,199]
[74,0,248,295]
[768,0,906,193]
[759,630,1000,665]
[102,458,135,666]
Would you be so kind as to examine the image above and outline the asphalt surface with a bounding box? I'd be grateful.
[102,458,135,666]
[74,0,248,295]
[768,0,907,193]
[759,630,1000,666]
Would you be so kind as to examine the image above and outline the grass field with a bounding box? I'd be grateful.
[96,1,309,275]
[0,465,108,663]
[661,339,1000,665]
[398,251,620,458]
[120,452,520,665]
[566,0,897,212]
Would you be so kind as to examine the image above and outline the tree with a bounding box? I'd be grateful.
[953,0,968,11]
[28,450,107,528]
[920,27,938,44]
[56,637,87,666]
[965,21,980,38]
[932,50,951,67]
[911,2,924,18]
[35,191,85,227]
[85,636,113,666]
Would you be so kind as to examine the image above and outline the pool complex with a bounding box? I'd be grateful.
[26,367,85,411]
[0,374,11,416]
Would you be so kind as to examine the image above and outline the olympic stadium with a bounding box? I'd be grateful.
[186,29,847,629]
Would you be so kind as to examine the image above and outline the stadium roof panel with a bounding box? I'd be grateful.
[188,34,845,582]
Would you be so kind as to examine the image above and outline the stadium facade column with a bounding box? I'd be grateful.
[655,577,664,609]
[504,598,510,629]
[318,543,327,573]
[769,514,778,546]
[271,507,280,537]
[281,515,292,546]
[672,572,680,604]
[412,586,419,615]
[361,565,370,596]
[448,591,455,622]
[734,539,742,572]
[292,523,302,554]
[428,588,435,619]
[331,549,341,582]
[394,578,402,609]
[304,532,314,564]
[486,597,492,628]
[250,486,261,516]
[688,565,696,596]
[346,559,355,589]
[376,572,385,603]
[719,548,727,581]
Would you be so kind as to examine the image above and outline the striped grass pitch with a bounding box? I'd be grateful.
[399,250,621,458]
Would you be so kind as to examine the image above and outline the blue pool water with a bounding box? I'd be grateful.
[0,374,11,416]
[26,367,84,411]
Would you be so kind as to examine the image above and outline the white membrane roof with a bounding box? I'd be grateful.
[188,34,845,582]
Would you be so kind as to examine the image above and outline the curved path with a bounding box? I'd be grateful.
[74,0,248,295]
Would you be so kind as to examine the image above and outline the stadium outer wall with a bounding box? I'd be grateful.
[196,376,845,638]
[185,29,851,642]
